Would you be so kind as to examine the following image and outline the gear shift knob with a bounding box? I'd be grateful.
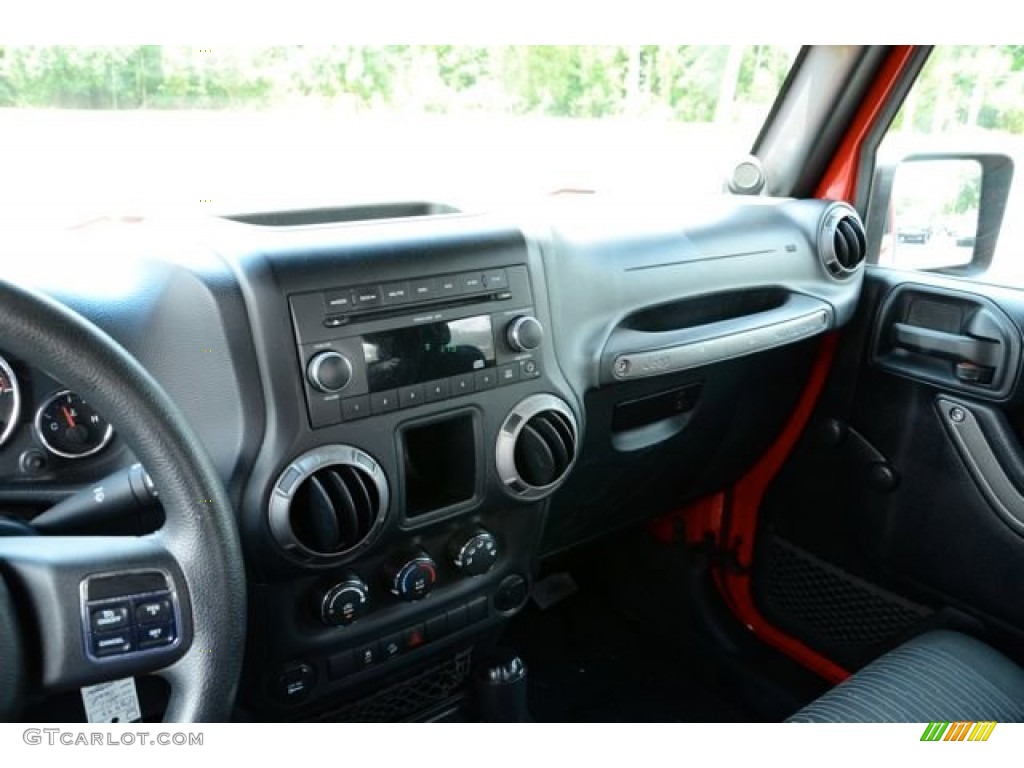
[473,648,530,722]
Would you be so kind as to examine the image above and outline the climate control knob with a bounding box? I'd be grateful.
[385,549,438,601]
[317,574,369,627]
[307,351,353,393]
[450,527,499,577]
[506,316,543,353]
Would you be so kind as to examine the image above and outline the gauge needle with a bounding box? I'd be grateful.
[62,406,76,427]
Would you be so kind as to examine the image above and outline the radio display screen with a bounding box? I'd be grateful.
[362,315,496,392]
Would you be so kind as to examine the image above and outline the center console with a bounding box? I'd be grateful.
[234,216,581,719]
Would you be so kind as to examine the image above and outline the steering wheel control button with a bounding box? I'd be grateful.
[90,604,130,633]
[92,630,134,658]
[137,623,175,649]
[135,598,171,625]
[83,574,180,662]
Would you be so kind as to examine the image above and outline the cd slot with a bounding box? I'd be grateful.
[324,290,512,329]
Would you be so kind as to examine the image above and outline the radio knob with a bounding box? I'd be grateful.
[317,574,370,627]
[307,351,353,393]
[506,316,543,353]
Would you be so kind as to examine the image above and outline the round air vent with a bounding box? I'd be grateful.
[818,204,867,278]
[269,445,389,564]
[496,394,579,501]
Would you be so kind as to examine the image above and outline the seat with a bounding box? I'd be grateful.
[789,630,1024,722]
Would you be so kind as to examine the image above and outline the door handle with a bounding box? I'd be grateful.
[892,323,1003,368]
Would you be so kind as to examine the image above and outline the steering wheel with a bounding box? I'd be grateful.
[0,278,246,722]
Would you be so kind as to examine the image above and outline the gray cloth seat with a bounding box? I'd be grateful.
[789,630,1024,722]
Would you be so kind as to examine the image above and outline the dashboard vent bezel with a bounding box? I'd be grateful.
[269,445,389,566]
[496,394,580,501]
[818,203,867,279]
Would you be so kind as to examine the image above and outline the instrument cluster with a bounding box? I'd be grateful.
[0,354,116,462]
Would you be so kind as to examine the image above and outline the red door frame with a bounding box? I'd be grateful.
[654,46,920,684]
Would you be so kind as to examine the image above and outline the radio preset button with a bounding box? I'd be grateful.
[307,392,342,428]
[382,281,410,305]
[324,289,354,312]
[438,276,461,296]
[497,364,520,385]
[370,390,398,414]
[460,272,484,293]
[342,396,371,421]
[483,269,509,291]
[426,379,450,402]
[410,278,438,300]
[354,286,382,307]
[399,384,426,408]
[451,373,475,395]
[475,369,497,390]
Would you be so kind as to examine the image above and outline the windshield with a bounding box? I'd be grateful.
[0,45,798,229]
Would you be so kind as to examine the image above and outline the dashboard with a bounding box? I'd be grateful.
[0,194,865,720]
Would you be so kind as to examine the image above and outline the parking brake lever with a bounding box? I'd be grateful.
[31,463,158,534]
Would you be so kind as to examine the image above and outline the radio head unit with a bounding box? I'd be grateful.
[289,264,542,429]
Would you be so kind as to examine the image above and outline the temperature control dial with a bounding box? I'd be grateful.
[317,574,370,627]
[450,527,499,577]
[385,549,438,601]
[307,351,353,393]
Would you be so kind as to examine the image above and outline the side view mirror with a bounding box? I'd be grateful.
[865,152,1014,276]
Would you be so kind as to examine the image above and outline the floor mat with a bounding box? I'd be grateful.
[503,570,758,722]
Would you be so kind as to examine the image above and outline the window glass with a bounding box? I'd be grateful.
[0,45,798,230]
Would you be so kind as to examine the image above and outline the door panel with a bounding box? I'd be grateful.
[752,267,1024,671]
